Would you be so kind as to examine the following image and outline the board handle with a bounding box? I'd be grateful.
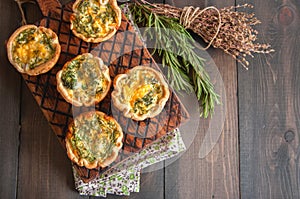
[36,0,62,16]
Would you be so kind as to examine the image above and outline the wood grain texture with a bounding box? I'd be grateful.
[8,0,300,198]
[17,84,85,199]
[36,0,61,16]
[164,0,240,199]
[15,2,84,199]
[238,0,300,198]
[0,0,22,198]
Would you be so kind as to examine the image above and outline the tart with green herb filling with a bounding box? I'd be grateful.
[7,25,61,76]
[70,0,122,43]
[56,53,111,106]
[112,66,170,121]
[65,111,123,169]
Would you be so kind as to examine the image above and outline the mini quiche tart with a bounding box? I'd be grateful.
[112,66,170,121]
[70,0,122,43]
[6,25,61,76]
[65,111,123,169]
[56,53,111,107]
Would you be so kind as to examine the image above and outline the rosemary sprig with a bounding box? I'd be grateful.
[129,1,220,118]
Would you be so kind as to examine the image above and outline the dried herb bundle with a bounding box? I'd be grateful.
[136,0,274,68]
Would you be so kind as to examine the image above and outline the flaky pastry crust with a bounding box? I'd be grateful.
[7,25,61,76]
[70,0,122,43]
[56,53,111,107]
[112,66,170,121]
[65,111,123,169]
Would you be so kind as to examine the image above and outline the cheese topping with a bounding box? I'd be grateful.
[119,69,164,115]
[72,0,117,39]
[12,28,55,70]
[61,54,109,104]
[70,113,122,162]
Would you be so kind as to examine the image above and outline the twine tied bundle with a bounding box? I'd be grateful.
[180,6,222,50]
[140,1,274,68]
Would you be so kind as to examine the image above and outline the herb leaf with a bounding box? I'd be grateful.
[128,1,220,118]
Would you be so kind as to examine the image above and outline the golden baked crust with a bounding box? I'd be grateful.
[65,111,123,169]
[70,0,122,43]
[112,66,170,121]
[56,53,111,107]
[7,25,61,76]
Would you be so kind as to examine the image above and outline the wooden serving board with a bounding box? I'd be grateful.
[22,0,189,182]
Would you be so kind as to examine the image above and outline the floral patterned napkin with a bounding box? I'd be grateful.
[72,128,186,197]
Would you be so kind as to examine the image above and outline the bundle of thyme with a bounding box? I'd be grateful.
[134,0,274,68]
[128,1,220,118]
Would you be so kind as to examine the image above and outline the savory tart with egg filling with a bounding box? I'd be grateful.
[7,25,61,76]
[112,66,170,121]
[70,0,122,43]
[65,111,123,169]
[56,53,111,107]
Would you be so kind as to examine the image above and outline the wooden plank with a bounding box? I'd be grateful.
[17,83,86,199]
[0,0,22,198]
[238,0,300,198]
[164,0,240,198]
[15,2,85,199]
[36,0,61,16]
[20,0,187,183]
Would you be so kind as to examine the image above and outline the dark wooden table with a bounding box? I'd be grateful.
[1,0,299,198]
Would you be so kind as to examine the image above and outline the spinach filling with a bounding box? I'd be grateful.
[70,114,121,162]
[73,0,117,38]
[61,55,108,103]
[132,83,163,115]
[61,70,78,89]
[15,28,35,44]
[121,70,164,115]
[13,28,55,70]
[61,59,81,89]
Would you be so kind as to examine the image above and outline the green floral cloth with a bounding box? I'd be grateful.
[72,128,186,197]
